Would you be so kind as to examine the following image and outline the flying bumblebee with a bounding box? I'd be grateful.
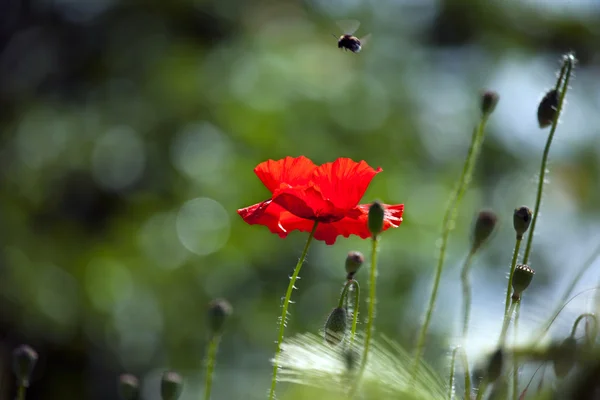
[334,20,370,53]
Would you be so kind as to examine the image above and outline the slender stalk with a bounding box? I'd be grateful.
[499,301,518,346]
[448,347,459,400]
[348,280,360,345]
[512,302,521,400]
[504,238,522,317]
[414,115,491,374]
[475,381,487,400]
[522,55,575,265]
[349,236,379,397]
[571,313,596,337]
[203,335,221,400]
[17,385,26,400]
[461,347,471,400]
[534,244,600,340]
[268,221,318,400]
[460,251,475,341]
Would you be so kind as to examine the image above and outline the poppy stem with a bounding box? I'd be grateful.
[349,236,379,397]
[268,221,318,400]
[512,302,521,400]
[203,334,221,400]
[460,251,475,343]
[413,112,491,377]
[349,280,360,346]
[504,238,522,319]
[522,53,574,266]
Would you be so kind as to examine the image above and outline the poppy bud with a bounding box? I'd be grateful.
[485,349,504,383]
[511,264,534,301]
[208,298,232,337]
[324,307,347,346]
[513,206,533,240]
[480,90,499,116]
[368,201,384,237]
[345,251,364,280]
[551,336,577,378]
[118,374,140,400]
[471,210,497,253]
[537,89,559,128]
[12,344,38,388]
[160,371,183,400]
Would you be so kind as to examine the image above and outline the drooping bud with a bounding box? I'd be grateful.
[368,201,384,238]
[208,298,232,337]
[345,251,364,280]
[584,315,598,349]
[551,336,577,378]
[118,374,140,400]
[12,344,38,388]
[324,307,347,346]
[480,91,499,116]
[513,206,533,240]
[537,89,559,129]
[485,349,504,383]
[471,210,497,253]
[511,264,535,301]
[160,371,183,400]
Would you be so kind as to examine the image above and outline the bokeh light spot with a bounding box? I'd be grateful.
[176,197,231,256]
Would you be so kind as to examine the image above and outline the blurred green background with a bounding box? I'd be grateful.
[1,0,600,399]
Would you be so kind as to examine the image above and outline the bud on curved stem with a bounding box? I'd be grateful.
[12,344,38,399]
[338,279,361,345]
[345,251,364,280]
[551,336,577,378]
[205,299,232,400]
[324,307,348,346]
[160,371,183,400]
[118,374,140,400]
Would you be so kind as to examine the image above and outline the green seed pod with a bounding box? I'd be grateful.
[481,91,499,116]
[324,307,348,346]
[486,349,504,383]
[208,298,232,337]
[471,210,498,253]
[537,89,559,129]
[511,264,535,301]
[345,251,364,280]
[368,201,384,237]
[12,344,38,388]
[552,336,577,378]
[118,374,140,400]
[513,206,533,240]
[160,371,183,400]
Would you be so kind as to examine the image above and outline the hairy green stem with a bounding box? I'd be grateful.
[462,347,471,400]
[349,236,379,397]
[475,381,487,400]
[268,221,318,400]
[349,280,360,345]
[460,252,475,341]
[499,301,518,346]
[414,115,490,374]
[512,302,521,400]
[448,347,459,400]
[522,55,575,265]
[204,335,221,400]
[504,238,522,317]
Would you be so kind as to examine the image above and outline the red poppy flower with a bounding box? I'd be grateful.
[237,156,404,245]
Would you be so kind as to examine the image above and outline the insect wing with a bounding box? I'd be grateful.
[336,19,360,35]
[357,33,372,49]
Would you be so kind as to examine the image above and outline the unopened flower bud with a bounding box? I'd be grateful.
[368,201,384,238]
[208,298,232,337]
[537,89,559,129]
[345,251,364,280]
[486,349,504,383]
[343,348,358,373]
[12,344,38,388]
[481,91,499,116]
[160,371,183,400]
[324,307,347,346]
[471,210,497,253]
[513,206,533,240]
[552,336,577,378]
[511,264,534,301]
[118,374,140,400]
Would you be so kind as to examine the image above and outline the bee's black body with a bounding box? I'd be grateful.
[337,34,362,53]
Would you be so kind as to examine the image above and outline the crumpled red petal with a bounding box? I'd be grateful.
[253,156,317,194]
[311,158,382,212]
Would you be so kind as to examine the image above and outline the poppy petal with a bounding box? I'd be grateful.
[278,203,404,245]
[237,200,309,238]
[272,185,345,222]
[253,156,318,193]
[311,158,382,211]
